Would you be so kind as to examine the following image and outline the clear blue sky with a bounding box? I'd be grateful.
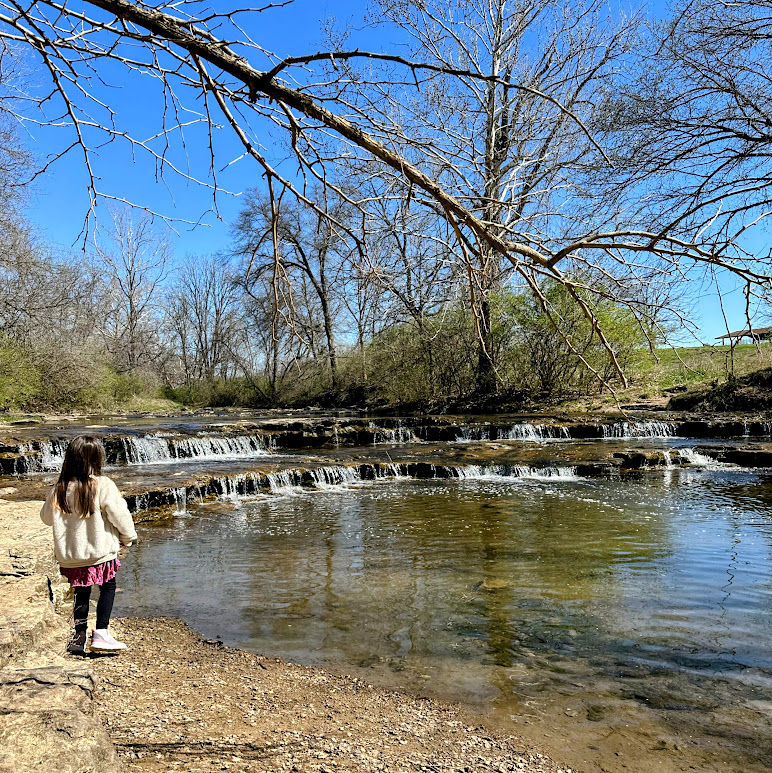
[19,0,763,345]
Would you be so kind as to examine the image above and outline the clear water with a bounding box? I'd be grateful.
[116,469,772,770]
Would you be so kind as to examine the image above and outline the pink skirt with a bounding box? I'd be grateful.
[61,558,121,587]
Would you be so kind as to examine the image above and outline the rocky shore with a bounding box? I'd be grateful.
[0,497,565,773]
[0,498,122,773]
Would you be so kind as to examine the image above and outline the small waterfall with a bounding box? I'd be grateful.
[677,448,718,467]
[265,470,303,494]
[127,461,582,513]
[662,450,674,470]
[376,462,406,479]
[13,440,67,472]
[499,424,571,440]
[122,436,171,464]
[459,423,570,441]
[173,487,187,513]
[601,421,676,438]
[121,433,270,464]
[369,421,419,444]
[308,466,360,488]
[454,464,578,480]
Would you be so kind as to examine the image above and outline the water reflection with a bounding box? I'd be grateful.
[118,469,772,770]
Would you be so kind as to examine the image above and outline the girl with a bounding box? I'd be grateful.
[40,435,137,656]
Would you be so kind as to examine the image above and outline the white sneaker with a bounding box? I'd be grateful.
[89,629,127,651]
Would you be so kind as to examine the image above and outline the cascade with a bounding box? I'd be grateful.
[127,461,584,513]
[369,421,419,444]
[678,448,719,467]
[13,440,67,473]
[265,470,302,493]
[308,466,360,487]
[454,464,578,480]
[173,487,187,513]
[120,433,270,464]
[500,424,571,440]
[459,423,571,441]
[600,421,677,438]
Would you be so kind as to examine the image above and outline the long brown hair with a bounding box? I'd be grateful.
[55,435,104,516]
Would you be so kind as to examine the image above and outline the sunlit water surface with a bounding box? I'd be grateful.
[116,468,772,770]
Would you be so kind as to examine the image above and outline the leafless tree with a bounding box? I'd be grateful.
[166,253,240,382]
[233,189,350,390]
[1,0,771,393]
[600,0,772,325]
[94,206,169,372]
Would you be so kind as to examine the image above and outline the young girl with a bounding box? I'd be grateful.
[40,435,137,656]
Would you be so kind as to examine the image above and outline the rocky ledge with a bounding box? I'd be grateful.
[0,498,124,773]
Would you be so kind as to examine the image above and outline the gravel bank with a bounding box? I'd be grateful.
[92,617,567,773]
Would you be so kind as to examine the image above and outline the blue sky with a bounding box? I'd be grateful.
[19,0,764,345]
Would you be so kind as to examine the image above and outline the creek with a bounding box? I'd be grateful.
[4,412,772,772]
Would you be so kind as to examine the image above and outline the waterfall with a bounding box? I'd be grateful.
[454,464,578,480]
[173,487,187,513]
[120,433,270,464]
[499,424,571,440]
[601,421,676,438]
[369,421,419,444]
[677,448,719,467]
[459,423,571,441]
[265,470,303,494]
[308,466,360,488]
[13,440,67,472]
[127,461,582,513]
[121,436,171,464]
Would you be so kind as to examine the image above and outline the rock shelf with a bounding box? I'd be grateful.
[0,499,124,773]
[4,412,772,474]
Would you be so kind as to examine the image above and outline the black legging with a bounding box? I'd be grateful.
[73,578,116,633]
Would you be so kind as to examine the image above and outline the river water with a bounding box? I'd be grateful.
[115,465,772,772]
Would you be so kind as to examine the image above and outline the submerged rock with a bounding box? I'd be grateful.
[477,578,512,591]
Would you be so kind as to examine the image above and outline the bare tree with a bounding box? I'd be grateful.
[599,0,772,328]
[166,253,240,382]
[234,189,350,390]
[94,206,169,372]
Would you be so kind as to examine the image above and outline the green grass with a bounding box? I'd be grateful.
[639,343,772,391]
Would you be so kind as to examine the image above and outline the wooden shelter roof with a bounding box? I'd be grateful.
[716,326,772,340]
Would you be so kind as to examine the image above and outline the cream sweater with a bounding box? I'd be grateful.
[40,475,138,568]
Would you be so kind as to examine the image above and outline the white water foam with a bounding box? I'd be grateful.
[308,465,361,488]
[454,464,579,481]
[16,440,67,472]
[677,448,722,468]
[459,424,570,442]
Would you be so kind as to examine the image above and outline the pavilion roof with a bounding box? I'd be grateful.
[716,326,772,340]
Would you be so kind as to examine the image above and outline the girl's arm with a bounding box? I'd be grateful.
[100,477,138,545]
[40,488,56,526]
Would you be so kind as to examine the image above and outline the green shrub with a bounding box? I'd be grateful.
[0,337,40,409]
